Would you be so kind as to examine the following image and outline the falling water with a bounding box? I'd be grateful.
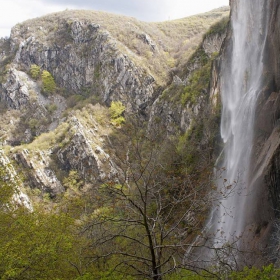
[212,0,270,247]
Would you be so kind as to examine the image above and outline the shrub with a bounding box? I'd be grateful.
[109,101,125,126]
[30,64,41,79]
[229,264,280,280]
[41,70,56,95]
[63,170,84,190]
[46,103,57,114]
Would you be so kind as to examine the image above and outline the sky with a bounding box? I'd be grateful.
[0,0,229,38]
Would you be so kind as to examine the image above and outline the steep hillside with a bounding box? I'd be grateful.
[0,7,230,279]
[0,8,229,198]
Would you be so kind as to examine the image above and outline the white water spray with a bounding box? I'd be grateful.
[212,0,270,245]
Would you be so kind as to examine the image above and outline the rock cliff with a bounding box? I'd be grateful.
[0,9,229,218]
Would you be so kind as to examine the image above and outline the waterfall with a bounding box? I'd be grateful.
[212,0,270,248]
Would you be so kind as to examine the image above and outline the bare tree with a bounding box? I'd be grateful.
[83,119,214,279]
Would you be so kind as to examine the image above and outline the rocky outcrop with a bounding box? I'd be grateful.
[202,32,226,56]
[9,103,119,197]
[253,0,280,228]
[172,75,187,86]
[261,1,280,224]
[0,150,33,210]
[267,0,280,92]
[148,29,227,135]
[57,116,118,181]
[1,68,31,109]
[9,18,156,115]
[13,149,64,197]
[249,1,280,221]
[257,92,280,134]
[136,33,157,52]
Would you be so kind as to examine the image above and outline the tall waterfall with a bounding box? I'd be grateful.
[212,0,270,247]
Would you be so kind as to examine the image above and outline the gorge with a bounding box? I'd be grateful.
[1,0,280,278]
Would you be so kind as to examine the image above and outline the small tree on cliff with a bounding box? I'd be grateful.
[30,64,41,80]
[41,70,56,95]
[109,101,125,126]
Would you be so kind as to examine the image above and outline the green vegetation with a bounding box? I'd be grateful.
[181,58,212,105]
[14,122,70,152]
[165,266,280,279]
[109,101,125,126]
[63,170,84,190]
[204,16,229,38]
[46,103,57,114]
[0,164,90,280]
[0,39,15,84]
[29,64,41,79]
[28,65,56,95]
[229,264,280,280]
[180,45,218,105]
[41,70,56,95]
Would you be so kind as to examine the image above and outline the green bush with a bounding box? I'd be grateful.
[229,264,280,280]
[181,50,216,105]
[63,170,84,190]
[109,101,125,126]
[204,16,229,38]
[41,70,56,95]
[29,64,41,79]
[46,103,57,114]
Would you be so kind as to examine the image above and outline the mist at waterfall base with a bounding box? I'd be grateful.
[186,0,270,267]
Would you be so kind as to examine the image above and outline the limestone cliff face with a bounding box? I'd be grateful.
[1,68,31,109]
[268,0,280,92]
[0,12,160,199]
[57,114,119,182]
[252,1,280,222]
[257,0,280,226]
[148,29,227,136]
[9,18,155,115]
[0,10,229,204]
[0,150,32,210]
[13,149,64,197]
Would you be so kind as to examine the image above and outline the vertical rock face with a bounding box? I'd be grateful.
[268,0,280,92]
[148,30,227,136]
[0,68,35,109]
[255,0,280,263]
[57,116,118,182]
[0,150,33,210]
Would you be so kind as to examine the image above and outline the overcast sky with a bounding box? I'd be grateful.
[0,0,229,38]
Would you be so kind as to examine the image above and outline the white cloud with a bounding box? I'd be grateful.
[0,0,75,37]
[167,0,229,20]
